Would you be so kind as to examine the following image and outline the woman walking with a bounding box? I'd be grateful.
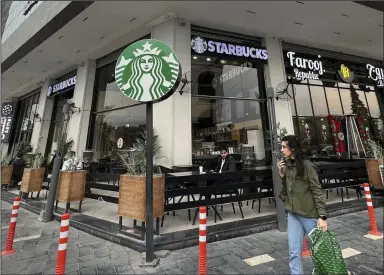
[278,135,327,275]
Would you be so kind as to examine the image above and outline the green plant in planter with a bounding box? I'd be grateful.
[56,139,74,158]
[31,152,45,169]
[62,151,83,171]
[366,140,384,159]
[1,154,11,166]
[118,129,163,176]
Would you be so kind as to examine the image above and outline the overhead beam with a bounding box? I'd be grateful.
[354,1,384,13]
[1,1,94,73]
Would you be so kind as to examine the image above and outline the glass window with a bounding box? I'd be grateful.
[293,85,313,116]
[95,63,138,112]
[191,57,260,99]
[89,105,146,161]
[339,89,352,115]
[366,91,381,118]
[325,87,343,115]
[191,97,265,160]
[309,86,328,116]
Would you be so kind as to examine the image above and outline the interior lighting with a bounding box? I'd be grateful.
[193,56,197,60]
[206,58,211,61]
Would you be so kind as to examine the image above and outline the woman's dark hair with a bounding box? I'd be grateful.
[281,135,306,178]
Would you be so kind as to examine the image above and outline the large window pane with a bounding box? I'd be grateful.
[90,105,146,161]
[366,91,381,118]
[192,97,265,161]
[325,87,343,115]
[191,57,260,98]
[310,86,328,116]
[293,85,313,116]
[95,63,137,112]
[339,89,352,115]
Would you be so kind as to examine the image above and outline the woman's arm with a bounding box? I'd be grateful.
[307,161,326,216]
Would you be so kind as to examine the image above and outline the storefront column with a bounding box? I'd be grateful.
[151,18,192,167]
[265,37,294,134]
[66,60,96,156]
[31,79,53,154]
[265,37,292,232]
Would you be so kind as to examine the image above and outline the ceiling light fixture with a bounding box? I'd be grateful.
[58,35,63,39]
[368,40,373,42]
[83,17,88,22]
[221,60,226,63]
[341,14,348,17]
[206,58,211,61]
[130,17,136,22]
[100,36,105,40]
[24,60,28,63]
[334,32,341,35]
[76,50,81,53]
[294,22,303,25]
[296,1,305,4]
[193,56,197,59]
[246,10,256,14]
[39,49,43,52]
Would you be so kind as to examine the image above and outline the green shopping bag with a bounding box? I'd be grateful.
[308,229,349,275]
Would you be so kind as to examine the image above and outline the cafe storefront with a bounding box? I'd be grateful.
[283,43,384,158]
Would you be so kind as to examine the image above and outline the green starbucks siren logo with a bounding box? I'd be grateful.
[115,39,181,102]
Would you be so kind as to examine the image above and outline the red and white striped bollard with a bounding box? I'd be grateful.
[2,197,21,256]
[55,213,70,275]
[198,206,207,275]
[363,183,383,237]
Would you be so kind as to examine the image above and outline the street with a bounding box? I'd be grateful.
[1,200,383,274]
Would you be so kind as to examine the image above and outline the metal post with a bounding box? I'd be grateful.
[145,102,154,263]
[266,87,287,232]
[42,114,69,222]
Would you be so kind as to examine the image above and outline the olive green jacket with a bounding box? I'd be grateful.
[279,159,326,218]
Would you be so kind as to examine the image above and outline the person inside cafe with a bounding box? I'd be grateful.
[213,148,236,173]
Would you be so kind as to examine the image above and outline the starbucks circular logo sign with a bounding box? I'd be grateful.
[115,39,181,102]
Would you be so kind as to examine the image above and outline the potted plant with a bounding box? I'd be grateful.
[117,130,165,223]
[365,140,384,188]
[56,152,87,213]
[20,152,45,200]
[1,154,13,190]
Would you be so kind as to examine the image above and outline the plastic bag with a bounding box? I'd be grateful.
[308,229,348,275]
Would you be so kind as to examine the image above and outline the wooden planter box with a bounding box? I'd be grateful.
[20,168,45,194]
[366,159,384,188]
[56,170,87,212]
[1,166,13,188]
[118,174,165,222]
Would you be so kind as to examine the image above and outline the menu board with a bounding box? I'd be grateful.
[1,101,18,143]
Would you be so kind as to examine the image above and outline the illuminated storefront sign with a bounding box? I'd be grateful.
[47,76,77,97]
[338,64,354,83]
[191,36,268,60]
[366,64,384,87]
[287,51,324,80]
[1,102,17,143]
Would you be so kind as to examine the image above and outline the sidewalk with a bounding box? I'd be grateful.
[1,200,383,274]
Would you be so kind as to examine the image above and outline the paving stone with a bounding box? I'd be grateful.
[223,254,250,270]
[79,265,98,275]
[25,260,47,274]
[95,247,110,258]
[215,263,241,274]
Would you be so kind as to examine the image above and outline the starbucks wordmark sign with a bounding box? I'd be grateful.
[115,39,181,102]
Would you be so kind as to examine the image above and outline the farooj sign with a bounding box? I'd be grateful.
[191,36,268,60]
[366,64,384,87]
[1,102,17,143]
[287,52,324,80]
[47,76,77,97]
